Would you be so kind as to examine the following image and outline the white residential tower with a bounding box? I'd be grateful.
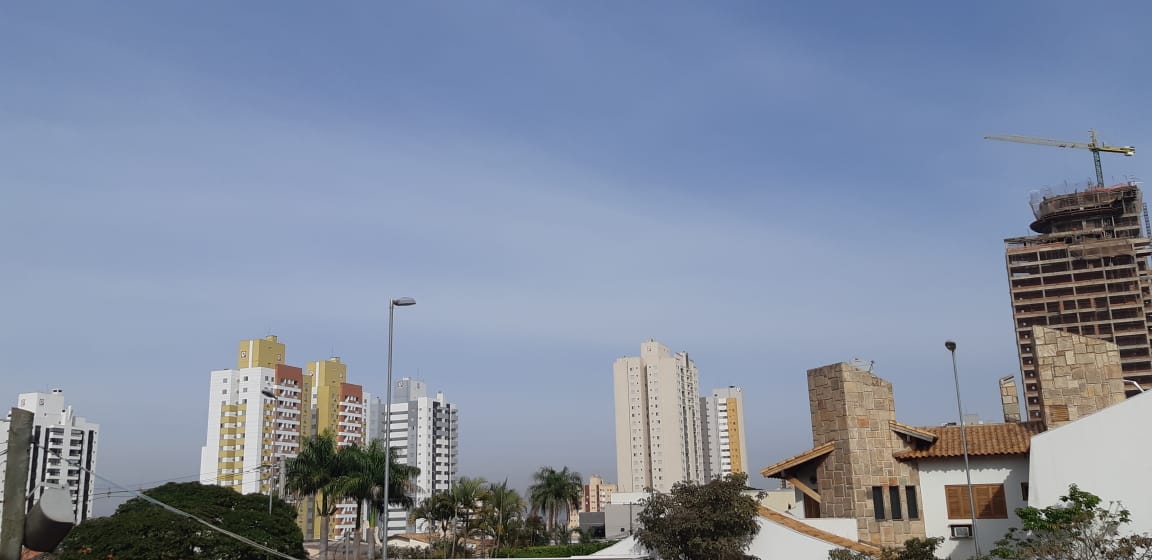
[365,377,459,536]
[0,389,99,524]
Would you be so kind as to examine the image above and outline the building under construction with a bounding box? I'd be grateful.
[1006,182,1152,419]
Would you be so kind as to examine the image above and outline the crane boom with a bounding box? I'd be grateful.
[984,130,1135,188]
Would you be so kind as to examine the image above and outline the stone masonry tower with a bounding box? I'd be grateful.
[1031,326,1126,428]
[808,362,925,546]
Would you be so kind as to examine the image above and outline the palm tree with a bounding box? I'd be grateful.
[368,448,419,559]
[449,476,489,558]
[479,479,523,557]
[285,431,343,560]
[335,440,420,560]
[528,466,582,537]
[411,490,456,540]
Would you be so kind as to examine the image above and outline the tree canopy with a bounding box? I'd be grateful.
[989,484,1152,560]
[56,482,306,560]
[635,473,763,560]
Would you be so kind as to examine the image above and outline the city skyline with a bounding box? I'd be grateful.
[5,1,1152,517]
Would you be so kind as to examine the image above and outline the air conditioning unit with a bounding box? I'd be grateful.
[950,524,973,539]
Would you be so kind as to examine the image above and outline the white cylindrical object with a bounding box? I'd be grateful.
[24,486,75,552]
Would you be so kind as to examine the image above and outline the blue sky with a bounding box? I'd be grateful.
[4,2,1152,514]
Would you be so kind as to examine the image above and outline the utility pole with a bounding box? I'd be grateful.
[0,408,34,560]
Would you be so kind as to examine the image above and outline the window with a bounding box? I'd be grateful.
[889,486,903,520]
[905,486,919,520]
[872,486,885,520]
[945,484,1008,519]
[1021,482,1029,501]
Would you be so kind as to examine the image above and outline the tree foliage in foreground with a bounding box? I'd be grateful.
[56,482,306,560]
[830,485,1152,560]
[635,472,763,560]
[829,537,944,560]
[988,484,1152,560]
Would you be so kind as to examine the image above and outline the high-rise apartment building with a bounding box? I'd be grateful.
[365,377,459,536]
[700,386,749,480]
[582,474,617,513]
[613,339,703,493]
[1005,183,1152,419]
[0,390,99,524]
[200,336,363,539]
[200,336,305,494]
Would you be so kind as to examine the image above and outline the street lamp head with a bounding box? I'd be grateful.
[945,340,957,352]
[391,297,416,307]
[261,389,276,399]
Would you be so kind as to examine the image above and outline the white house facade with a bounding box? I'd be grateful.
[1029,390,1152,534]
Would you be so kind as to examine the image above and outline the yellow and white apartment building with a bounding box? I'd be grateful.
[701,386,749,479]
[199,336,365,539]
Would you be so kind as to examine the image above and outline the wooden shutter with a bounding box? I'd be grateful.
[975,484,1008,519]
[947,484,1007,519]
[945,485,970,519]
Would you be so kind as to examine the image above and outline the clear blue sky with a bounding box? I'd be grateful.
[3,2,1151,514]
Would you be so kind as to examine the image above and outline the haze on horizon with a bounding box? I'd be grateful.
[3,1,1152,515]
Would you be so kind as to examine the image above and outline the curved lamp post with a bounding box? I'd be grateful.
[382,297,415,560]
[946,340,980,557]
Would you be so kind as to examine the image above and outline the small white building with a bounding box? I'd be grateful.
[1029,390,1152,534]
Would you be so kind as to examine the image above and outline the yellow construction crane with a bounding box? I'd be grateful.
[984,130,1135,188]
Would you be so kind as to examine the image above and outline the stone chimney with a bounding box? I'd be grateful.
[999,375,1021,423]
[807,362,924,546]
[1032,326,1126,428]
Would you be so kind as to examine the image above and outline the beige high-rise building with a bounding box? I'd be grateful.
[701,386,749,480]
[613,339,703,493]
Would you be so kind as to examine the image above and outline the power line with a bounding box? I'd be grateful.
[35,444,300,560]
[92,464,270,494]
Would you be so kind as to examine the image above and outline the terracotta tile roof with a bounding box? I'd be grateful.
[893,421,1045,460]
[890,420,937,443]
[758,506,881,555]
[759,441,836,478]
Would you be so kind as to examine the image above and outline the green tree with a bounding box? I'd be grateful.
[335,439,421,560]
[479,479,525,556]
[829,537,943,560]
[527,466,582,536]
[412,491,457,540]
[284,430,343,560]
[56,482,305,560]
[450,476,490,557]
[989,484,1152,560]
[635,472,762,560]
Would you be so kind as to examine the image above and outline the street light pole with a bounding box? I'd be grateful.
[261,389,279,516]
[946,340,980,557]
[383,297,416,560]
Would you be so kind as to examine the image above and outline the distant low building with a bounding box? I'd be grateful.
[583,474,617,513]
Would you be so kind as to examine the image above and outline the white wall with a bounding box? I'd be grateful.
[589,517,860,559]
[918,456,1029,559]
[1030,391,1152,534]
